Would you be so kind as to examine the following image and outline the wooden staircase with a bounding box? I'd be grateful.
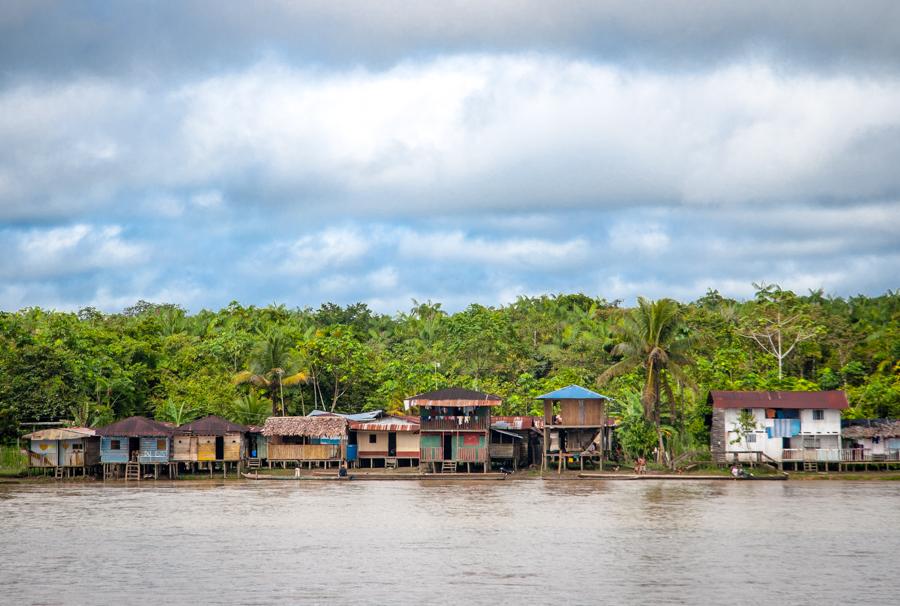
[124,462,141,481]
[803,461,819,472]
[54,466,64,480]
[440,461,456,473]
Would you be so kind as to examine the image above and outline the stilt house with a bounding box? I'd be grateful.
[538,385,612,472]
[490,416,544,469]
[350,415,420,468]
[262,415,347,468]
[176,416,248,473]
[24,427,100,477]
[404,388,500,473]
[95,416,175,478]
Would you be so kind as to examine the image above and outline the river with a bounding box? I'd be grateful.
[1,479,897,605]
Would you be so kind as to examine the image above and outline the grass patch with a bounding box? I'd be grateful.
[0,444,27,477]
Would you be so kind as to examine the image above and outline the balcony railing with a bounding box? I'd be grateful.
[781,448,900,462]
[421,417,490,431]
[420,447,443,462]
[418,446,487,462]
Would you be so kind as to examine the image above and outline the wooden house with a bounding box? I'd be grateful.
[262,415,347,468]
[538,385,612,472]
[23,427,100,478]
[95,416,175,480]
[246,425,268,466]
[490,416,544,469]
[842,420,900,460]
[404,387,500,473]
[176,416,249,476]
[709,391,848,470]
[349,415,420,468]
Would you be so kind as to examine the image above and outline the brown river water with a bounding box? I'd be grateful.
[1,479,898,605]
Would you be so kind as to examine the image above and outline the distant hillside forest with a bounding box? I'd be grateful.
[2,284,898,459]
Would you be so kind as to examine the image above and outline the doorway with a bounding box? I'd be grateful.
[215,436,224,460]
[388,432,397,456]
[443,434,453,461]
[129,437,140,461]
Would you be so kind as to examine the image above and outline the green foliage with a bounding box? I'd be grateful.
[0,287,897,445]
[613,393,658,459]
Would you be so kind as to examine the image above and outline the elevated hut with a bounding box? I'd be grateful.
[246,425,268,468]
[23,427,100,478]
[537,385,612,472]
[404,387,500,473]
[95,416,175,480]
[176,416,249,476]
[841,419,900,464]
[350,415,420,468]
[262,415,347,469]
[490,416,544,469]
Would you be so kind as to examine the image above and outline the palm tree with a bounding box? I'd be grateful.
[229,389,270,426]
[233,329,308,415]
[599,297,695,464]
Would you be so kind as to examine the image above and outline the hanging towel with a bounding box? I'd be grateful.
[790,419,801,436]
[772,419,792,438]
[765,427,773,438]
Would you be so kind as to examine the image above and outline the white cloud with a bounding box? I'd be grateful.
[0,224,145,279]
[608,222,670,255]
[257,227,372,277]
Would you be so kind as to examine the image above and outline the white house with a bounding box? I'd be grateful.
[710,391,849,466]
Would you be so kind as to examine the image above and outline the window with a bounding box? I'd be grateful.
[746,433,757,443]
[741,408,752,416]
[110,439,121,450]
[71,443,83,451]
[812,410,824,420]
[368,434,377,444]
[156,439,166,450]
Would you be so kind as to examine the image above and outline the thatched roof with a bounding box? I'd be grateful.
[842,420,900,439]
[95,416,174,437]
[178,415,248,436]
[261,415,347,438]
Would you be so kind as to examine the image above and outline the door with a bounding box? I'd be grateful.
[443,434,453,461]
[388,432,397,456]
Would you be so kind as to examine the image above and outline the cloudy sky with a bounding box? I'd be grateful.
[2,1,899,313]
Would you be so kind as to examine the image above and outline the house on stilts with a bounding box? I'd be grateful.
[350,415,420,468]
[538,385,613,473]
[404,388,499,473]
[95,416,176,480]
[175,415,249,477]
[262,415,347,469]
[23,427,100,479]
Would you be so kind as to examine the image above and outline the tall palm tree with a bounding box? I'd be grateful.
[233,329,308,415]
[599,297,695,463]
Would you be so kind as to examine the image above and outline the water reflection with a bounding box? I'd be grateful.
[0,480,898,605]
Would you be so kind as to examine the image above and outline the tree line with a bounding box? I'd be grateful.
[1,285,897,462]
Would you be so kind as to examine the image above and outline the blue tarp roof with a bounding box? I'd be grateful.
[535,385,610,400]
[308,409,383,422]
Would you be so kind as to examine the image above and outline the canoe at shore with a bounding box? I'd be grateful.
[242,471,509,481]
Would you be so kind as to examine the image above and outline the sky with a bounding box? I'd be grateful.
[1,1,899,314]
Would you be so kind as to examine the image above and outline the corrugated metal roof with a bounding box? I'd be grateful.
[177,415,248,435]
[404,387,502,408]
[308,409,383,422]
[491,428,524,440]
[261,416,347,438]
[841,419,900,439]
[491,416,543,430]
[23,427,96,440]
[708,390,849,410]
[536,385,610,400]
[350,417,420,432]
[95,416,175,437]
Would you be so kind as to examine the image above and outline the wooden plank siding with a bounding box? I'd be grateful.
[172,436,196,461]
[267,443,341,461]
[138,437,170,463]
[100,437,130,464]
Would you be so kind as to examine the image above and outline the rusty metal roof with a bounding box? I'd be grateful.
[178,415,248,435]
[708,390,848,410]
[842,419,900,439]
[404,387,502,408]
[95,416,175,437]
[350,416,420,432]
[491,416,543,430]
[23,427,96,440]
